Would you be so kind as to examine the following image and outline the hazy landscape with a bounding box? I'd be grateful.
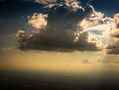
[0,48,119,89]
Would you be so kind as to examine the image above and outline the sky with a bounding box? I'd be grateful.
[0,1,119,48]
[0,0,119,34]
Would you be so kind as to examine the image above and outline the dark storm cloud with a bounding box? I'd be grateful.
[16,0,98,50]
[16,0,119,52]
[0,0,119,52]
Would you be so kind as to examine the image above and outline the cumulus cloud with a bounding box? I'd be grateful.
[79,10,119,49]
[28,13,48,30]
[16,0,119,51]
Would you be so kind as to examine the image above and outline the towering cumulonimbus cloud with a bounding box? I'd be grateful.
[16,0,119,50]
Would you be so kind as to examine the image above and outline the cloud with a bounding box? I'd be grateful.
[28,13,48,30]
[16,0,119,51]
